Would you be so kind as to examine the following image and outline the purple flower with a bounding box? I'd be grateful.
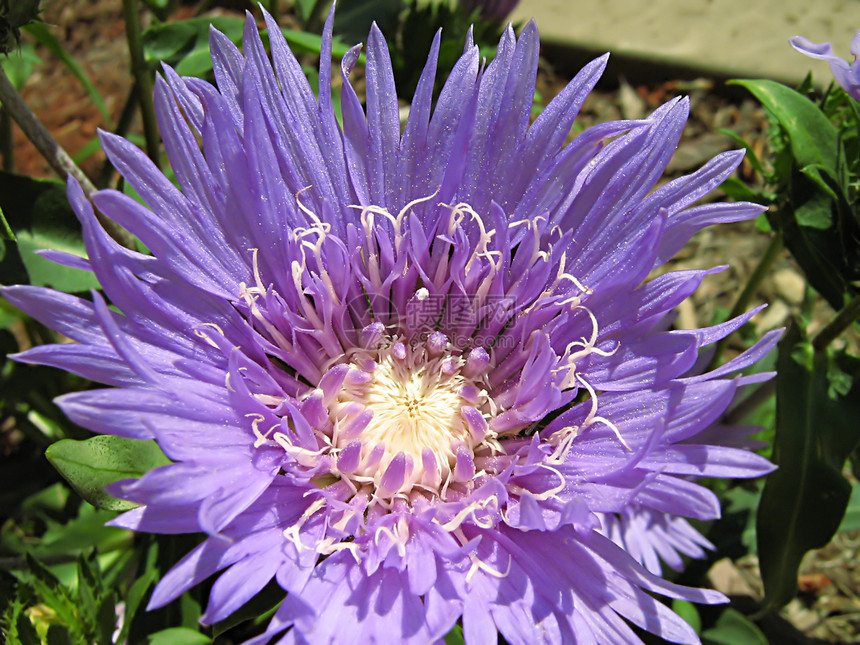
[4,7,778,644]
[790,30,860,101]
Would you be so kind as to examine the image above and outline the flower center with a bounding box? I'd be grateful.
[357,355,470,468]
[324,332,496,499]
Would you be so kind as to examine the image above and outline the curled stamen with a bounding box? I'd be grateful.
[577,375,630,450]
[466,552,512,584]
[282,498,326,552]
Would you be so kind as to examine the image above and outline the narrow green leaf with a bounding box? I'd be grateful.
[15,612,42,645]
[716,127,768,178]
[95,591,118,645]
[731,79,840,173]
[45,624,74,645]
[0,204,15,241]
[148,627,211,645]
[76,554,99,625]
[756,324,860,610]
[46,436,171,512]
[22,23,111,126]
[800,164,844,206]
[702,608,766,645]
[23,554,80,632]
[117,540,159,644]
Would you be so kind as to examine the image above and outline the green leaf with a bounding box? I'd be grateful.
[46,436,171,512]
[143,17,245,78]
[210,580,283,637]
[148,627,211,645]
[837,481,860,533]
[0,172,98,291]
[716,127,768,178]
[15,612,42,645]
[671,599,701,635]
[731,79,840,173]
[717,176,772,205]
[293,0,324,26]
[45,624,74,645]
[15,228,99,292]
[800,164,845,207]
[443,623,465,645]
[34,504,128,559]
[76,554,100,626]
[23,555,81,635]
[117,541,160,644]
[278,28,357,60]
[143,17,360,82]
[95,592,118,645]
[1,40,41,89]
[22,23,111,126]
[334,0,404,46]
[756,324,860,611]
[702,608,766,645]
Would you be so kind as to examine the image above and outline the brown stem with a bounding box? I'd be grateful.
[0,65,135,248]
[0,65,96,193]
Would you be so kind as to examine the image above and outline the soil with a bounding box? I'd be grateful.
[7,0,859,642]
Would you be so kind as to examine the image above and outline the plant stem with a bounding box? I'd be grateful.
[304,0,329,33]
[724,379,775,425]
[0,553,77,571]
[96,83,139,188]
[0,66,135,248]
[0,65,96,193]
[707,233,784,371]
[122,0,160,164]
[0,107,13,172]
[812,292,860,354]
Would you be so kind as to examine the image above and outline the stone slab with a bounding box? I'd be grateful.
[511,0,860,85]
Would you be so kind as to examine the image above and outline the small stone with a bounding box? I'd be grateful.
[675,299,698,330]
[772,268,805,305]
[754,300,790,335]
[618,77,646,120]
[708,558,755,597]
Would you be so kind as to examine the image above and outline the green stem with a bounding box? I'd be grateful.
[724,379,775,425]
[812,292,860,354]
[0,107,14,172]
[96,84,139,188]
[707,233,784,371]
[122,0,160,164]
[304,0,329,33]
